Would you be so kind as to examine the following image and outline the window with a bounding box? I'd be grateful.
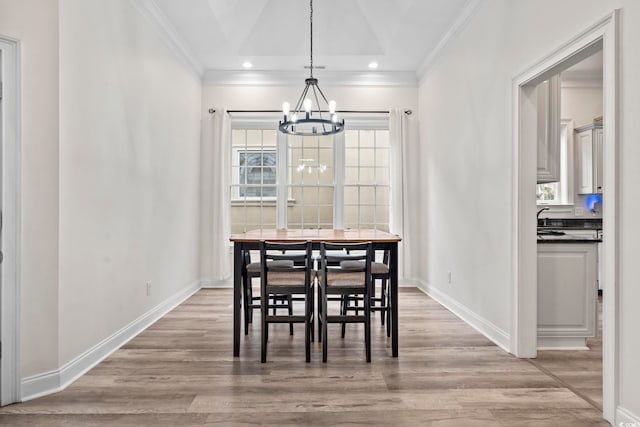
[343,129,390,231]
[537,120,573,205]
[230,129,278,233]
[236,150,276,199]
[229,119,390,233]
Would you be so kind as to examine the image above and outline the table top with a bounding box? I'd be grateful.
[230,228,402,243]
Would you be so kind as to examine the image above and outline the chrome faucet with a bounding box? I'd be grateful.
[537,207,550,226]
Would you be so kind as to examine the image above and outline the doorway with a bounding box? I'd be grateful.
[0,34,21,406]
[511,12,619,424]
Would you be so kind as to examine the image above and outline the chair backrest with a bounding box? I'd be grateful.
[260,241,313,285]
[320,242,373,283]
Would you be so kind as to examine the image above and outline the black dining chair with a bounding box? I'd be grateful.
[318,241,373,363]
[242,250,295,335]
[340,249,391,336]
[260,241,314,363]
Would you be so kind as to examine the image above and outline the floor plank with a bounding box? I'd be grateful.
[0,288,608,426]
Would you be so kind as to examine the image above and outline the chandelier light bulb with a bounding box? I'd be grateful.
[329,100,336,114]
[291,113,298,123]
[331,113,338,123]
[304,99,312,113]
[282,102,290,117]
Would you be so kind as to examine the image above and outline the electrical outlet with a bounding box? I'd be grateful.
[146,281,151,296]
[574,206,584,216]
[447,271,452,284]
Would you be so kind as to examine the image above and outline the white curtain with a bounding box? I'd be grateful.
[389,108,413,280]
[200,108,231,282]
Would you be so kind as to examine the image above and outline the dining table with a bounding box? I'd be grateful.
[229,228,402,358]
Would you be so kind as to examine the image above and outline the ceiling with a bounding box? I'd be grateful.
[150,0,474,85]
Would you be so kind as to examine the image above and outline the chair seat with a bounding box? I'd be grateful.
[340,260,389,275]
[325,271,365,288]
[266,271,307,287]
[246,260,294,273]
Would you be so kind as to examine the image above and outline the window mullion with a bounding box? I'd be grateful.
[276,131,288,228]
[334,132,345,228]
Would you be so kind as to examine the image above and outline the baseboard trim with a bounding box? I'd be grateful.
[21,280,201,402]
[200,278,232,288]
[617,406,640,426]
[416,279,511,352]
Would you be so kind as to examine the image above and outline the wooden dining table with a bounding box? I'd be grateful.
[230,228,402,358]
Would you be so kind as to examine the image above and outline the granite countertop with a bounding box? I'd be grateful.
[536,217,602,243]
[536,233,601,243]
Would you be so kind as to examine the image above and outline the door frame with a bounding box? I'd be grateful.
[511,11,619,423]
[0,34,22,406]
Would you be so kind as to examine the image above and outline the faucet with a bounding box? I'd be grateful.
[537,207,550,226]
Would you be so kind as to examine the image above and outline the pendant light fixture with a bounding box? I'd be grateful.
[279,0,345,136]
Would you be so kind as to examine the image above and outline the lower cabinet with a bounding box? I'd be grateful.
[537,242,598,349]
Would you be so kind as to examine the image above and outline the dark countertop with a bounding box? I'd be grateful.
[537,235,601,243]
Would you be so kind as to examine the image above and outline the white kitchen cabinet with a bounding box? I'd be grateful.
[537,242,598,349]
[537,76,561,183]
[575,124,603,194]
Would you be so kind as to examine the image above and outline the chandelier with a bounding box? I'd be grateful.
[279,0,345,136]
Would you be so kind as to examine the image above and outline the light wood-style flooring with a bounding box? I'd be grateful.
[0,288,609,426]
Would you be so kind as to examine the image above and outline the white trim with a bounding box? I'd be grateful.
[512,10,619,424]
[200,279,233,288]
[128,0,204,81]
[0,35,22,406]
[416,0,484,82]
[21,281,201,402]
[416,280,511,352]
[203,70,418,87]
[616,407,640,426]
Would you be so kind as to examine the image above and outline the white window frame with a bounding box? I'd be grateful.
[231,146,277,202]
[229,115,390,230]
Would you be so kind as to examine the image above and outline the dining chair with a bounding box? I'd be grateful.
[242,250,295,335]
[318,241,373,363]
[260,241,314,363]
[340,249,391,336]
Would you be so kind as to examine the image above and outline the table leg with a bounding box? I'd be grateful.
[234,243,242,357]
[390,243,399,357]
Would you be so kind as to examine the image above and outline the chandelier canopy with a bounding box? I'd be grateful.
[279,0,345,137]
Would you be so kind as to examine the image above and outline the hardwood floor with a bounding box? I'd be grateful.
[532,295,604,410]
[0,288,609,426]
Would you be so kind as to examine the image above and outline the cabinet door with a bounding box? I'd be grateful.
[594,128,604,193]
[536,76,561,183]
[576,129,594,194]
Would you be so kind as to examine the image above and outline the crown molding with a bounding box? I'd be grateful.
[129,0,205,81]
[202,70,418,87]
[416,0,484,83]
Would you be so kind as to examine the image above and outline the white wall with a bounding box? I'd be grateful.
[562,86,603,128]
[0,0,60,377]
[57,0,202,366]
[200,85,420,282]
[418,0,639,419]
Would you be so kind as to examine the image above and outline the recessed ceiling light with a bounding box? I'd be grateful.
[368,61,379,69]
[242,61,252,69]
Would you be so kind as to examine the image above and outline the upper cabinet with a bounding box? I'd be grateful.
[575,124,603,194]
[537,75,561,183]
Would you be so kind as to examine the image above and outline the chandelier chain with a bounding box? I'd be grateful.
[309,0,313,78]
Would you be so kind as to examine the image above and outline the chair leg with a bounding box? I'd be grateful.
[305,288,311,363]
[310,281,315,342]
[261,291,268,363]
[322,287,328,363]
[243,275,249,336]
[317,283,323,342]
[288,295,294,335]
[341,295,347,338]
[365,290,371,363]
[381,278,387,326]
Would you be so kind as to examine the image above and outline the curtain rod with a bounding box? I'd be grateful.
[207,108,412,115]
